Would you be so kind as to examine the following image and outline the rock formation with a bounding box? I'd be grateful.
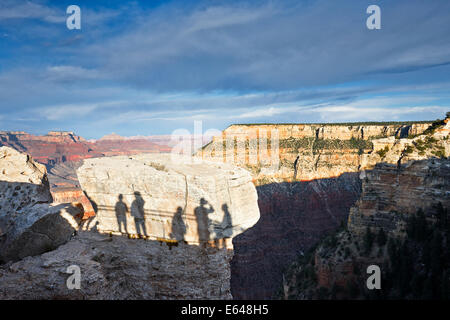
[0,147,82,263]
[349,159,450,236]
[0,231,233,299]
[280,117,449,299]
[0,151,260,299]
[0,131,103,166]
[198,121,432,182]
[76,154,260,246]
[195,119,444,299]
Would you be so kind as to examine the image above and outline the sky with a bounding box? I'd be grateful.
[0,0,449,139]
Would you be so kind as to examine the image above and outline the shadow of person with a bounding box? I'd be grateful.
[194,198,214,242]
[131,191,147,237]
[170,206,187,242]
[115,194,128,234]
[221,204,233,238]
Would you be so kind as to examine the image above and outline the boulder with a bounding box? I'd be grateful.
[76,154,260,245]
[0,147,81,263]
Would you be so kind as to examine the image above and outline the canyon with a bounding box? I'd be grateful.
[0,148,260,299]
[0,117,448,300]
[0,131,173,219]
[0,131,172,167]
[281,117,450,299]
[197,120,445,299]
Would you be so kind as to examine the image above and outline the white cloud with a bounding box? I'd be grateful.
[0,1,64,22]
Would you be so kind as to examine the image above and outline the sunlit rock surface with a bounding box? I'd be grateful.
[0,147,81,263]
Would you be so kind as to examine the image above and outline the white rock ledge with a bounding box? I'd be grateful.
[76,154,260,246]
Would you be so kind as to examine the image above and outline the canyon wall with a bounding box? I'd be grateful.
[350,117,450,236]
[199,122,432,182]
[281,118,449,299]
[0,131,103,166]
[196,120,440,299]
[348,159,450,236]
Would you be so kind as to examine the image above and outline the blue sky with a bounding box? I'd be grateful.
[0,0,449,139]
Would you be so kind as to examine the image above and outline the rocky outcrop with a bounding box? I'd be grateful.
[0,150,259,299]
[0,231,233,299]
[76,154,260,246]
[0,147,82,263]
[198,122,432,182]
[349,117,450,235]
[283,157,450,300]
[281,117,450,299]
[195,119,444,299]
[348,159,450,236]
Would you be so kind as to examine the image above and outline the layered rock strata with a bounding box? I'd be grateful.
[348,159,450,236]
[281,118,449,299]
[198,122,432,182]
[195,120,441,299]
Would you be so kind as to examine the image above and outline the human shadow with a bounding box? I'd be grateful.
[221,204,233,238]
[115,194,128,234]
[194,198,214,242]
[131,191,147,237]
[170,206,187,242]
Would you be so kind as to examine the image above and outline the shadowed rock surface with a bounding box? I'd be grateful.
[0,231,233,299]
[231,173,362,299]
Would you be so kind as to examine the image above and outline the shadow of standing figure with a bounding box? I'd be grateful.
[131,191,147,237]
[115,194,128,233]
[194,198,214,242]
[221,203,233,238]
[170,206,187,241]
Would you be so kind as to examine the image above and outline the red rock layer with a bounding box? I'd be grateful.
[51,188,96,219]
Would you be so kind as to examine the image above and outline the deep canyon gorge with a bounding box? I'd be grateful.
[0,117,449,299]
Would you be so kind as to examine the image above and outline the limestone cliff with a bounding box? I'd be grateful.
[198,121,432,183]
[0,152,260,299]
[195,119,444,299]
[349,116,450,235]
[76,154,260,247]
[348,159,450,236]
[280,118,449,299]
[0,147,82,263]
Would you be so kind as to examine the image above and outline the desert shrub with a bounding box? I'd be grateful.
[404,145,414,155]
[376,146,389,158]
